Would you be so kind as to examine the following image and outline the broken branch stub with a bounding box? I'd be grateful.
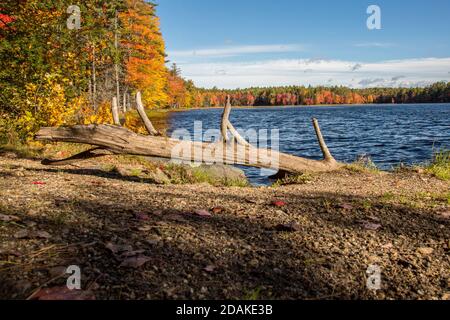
[135,91,159,136]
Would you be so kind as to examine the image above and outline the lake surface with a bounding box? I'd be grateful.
[167,104,450,185]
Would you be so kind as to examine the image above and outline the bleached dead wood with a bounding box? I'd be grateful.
[36,92,341,173]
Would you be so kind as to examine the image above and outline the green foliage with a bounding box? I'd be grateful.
[426,149,450,181]
[273,173,313,187]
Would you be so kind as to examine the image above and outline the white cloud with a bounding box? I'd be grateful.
[174,57,450,89]
[168,44,306,58]
[354,42,395,48]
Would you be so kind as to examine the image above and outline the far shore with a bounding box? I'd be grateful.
[155,102,450,113]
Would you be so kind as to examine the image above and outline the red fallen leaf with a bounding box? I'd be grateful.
[211,207,224,214]
[32,181,46,185]
[135,213,150,221]
[271,200,287,207]
[120,255,151,268]
[193,209,212,217]
[32,286,95,300]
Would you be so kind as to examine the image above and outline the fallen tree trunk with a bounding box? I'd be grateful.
[35,124,340,173]
[35,92,342,173]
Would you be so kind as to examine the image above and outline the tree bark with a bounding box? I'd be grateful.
[114,12,121,112]
[111,97,120,126]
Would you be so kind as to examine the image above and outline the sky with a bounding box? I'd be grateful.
[155,0,450,89]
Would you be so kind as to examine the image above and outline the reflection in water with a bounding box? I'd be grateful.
[167,104,450,185]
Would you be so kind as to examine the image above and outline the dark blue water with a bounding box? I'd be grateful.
[167,104,450,185]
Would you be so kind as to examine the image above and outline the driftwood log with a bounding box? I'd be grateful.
[35,93,341,173]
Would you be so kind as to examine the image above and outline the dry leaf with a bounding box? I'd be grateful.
[362,222,382,231]
[271,200,287,208]
[105,242,133,254]
[0,214,20,222]
[204,265,216,273]
[135,213,150,221]
[120,255,151,268]
[193,209,212,217]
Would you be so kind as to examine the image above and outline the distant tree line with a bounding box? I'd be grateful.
[179,82,450,108]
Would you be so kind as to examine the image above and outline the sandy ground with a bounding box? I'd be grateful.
[0,155,449,300]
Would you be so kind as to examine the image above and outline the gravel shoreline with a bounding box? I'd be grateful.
[0,156,449,300]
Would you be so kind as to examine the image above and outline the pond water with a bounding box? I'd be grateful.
[167,104,450,185]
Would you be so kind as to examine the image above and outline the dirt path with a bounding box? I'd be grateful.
[0,155,449,300]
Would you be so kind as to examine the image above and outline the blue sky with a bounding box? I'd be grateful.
[156,0,450,89]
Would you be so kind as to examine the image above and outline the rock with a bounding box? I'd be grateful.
[249,259,259,267]
[442,292,450,300]
[149,168,171,185]
[275,221,301,232]
[190,164,248,186]
[417,247,434,256]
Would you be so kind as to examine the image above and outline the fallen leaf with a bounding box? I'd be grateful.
[381,243,393,249]
[211,207,224,214]
[120,255,151,268]
[48,266,67,278]
[15,230,51,239]
[34,230,51,239]
[14,230,30,239]
[361,222,382,231]
[417,247,434,255]
[137,226,152,232]
[193,209,212,217]
[121,250,146,258]
[275,221,301,232]
[440,211,450,219]
[204,265,216,273]
[271,200,287,208]
[32,181,46,185]
[32,286,95,300]
[340,203,354,210]
[105,242,133,255]
[135,213,150,221]
[0,214,20,222]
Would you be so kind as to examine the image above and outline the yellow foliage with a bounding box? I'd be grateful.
[79,101,114,125]
[123,111,148,135]
[17,74,76,139]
